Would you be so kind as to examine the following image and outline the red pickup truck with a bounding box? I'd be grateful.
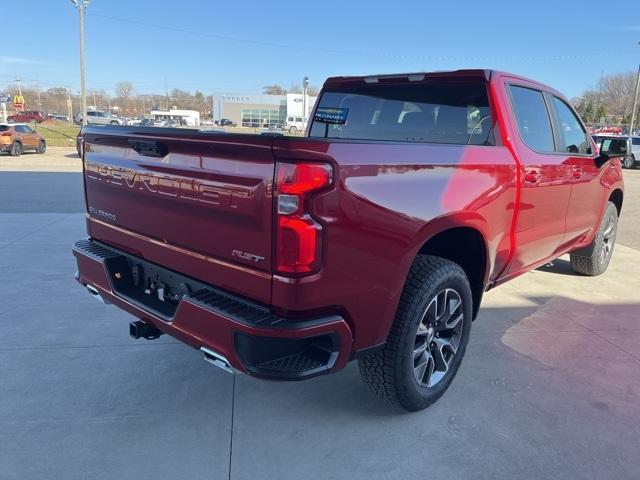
[73,70,626,411]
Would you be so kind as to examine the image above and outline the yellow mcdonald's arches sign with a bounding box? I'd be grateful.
[13,94,25,107]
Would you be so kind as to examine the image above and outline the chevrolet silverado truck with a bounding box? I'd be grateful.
[73,70,626,411]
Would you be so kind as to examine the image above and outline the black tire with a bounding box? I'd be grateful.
[289,126,298,134]
[10,141,22,157]
[37,140,46,154]
[110,121,119,125]
[622,156,634,169]
[570,201,618,276]
[359,255,472,411]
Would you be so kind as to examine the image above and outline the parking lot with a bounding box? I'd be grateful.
[1,150,640,479]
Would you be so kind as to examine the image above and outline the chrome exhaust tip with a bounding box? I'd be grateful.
[201,347,233,374]
[86,284,107,304]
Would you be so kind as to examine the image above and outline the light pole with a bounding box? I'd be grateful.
[302,76,309,126]
[71,0,90,126]
[629,41,640,136]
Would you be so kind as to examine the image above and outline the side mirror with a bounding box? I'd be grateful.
[595,138,628,167]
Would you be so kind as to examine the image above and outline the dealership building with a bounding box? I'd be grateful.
[213,93,318,128]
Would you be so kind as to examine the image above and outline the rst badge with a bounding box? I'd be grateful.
[232,250,265,263]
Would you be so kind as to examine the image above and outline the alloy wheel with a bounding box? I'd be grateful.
[600,214,616,266]
[413,288,465,387]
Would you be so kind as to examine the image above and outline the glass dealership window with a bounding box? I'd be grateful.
[241,108,283,127]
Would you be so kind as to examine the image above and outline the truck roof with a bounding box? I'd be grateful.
[323,69,561,97]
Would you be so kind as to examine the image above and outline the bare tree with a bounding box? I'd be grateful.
[574,71,637,124]
[263,84,286,95]
[115,81,134,99]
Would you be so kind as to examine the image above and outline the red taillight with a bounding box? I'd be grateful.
[277,162,332,196]
[0,131,12,136]
[275,162,332,275]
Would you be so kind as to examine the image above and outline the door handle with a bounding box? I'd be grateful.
[128,139,168,158]
[524,170,541,183]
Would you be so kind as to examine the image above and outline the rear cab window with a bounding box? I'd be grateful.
[508,85,555,153]
[309,80,494,146]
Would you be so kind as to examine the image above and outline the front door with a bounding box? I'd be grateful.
[547,95,605,247]
[17,125,38,148]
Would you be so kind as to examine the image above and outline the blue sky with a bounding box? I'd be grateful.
[1,0,639,98]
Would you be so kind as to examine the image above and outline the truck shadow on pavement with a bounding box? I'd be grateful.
[535,258,581,276]
[247,296,639,418]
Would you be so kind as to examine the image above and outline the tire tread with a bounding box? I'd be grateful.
[359,255,470,410]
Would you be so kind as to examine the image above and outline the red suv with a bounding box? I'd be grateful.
[7,110,46,123]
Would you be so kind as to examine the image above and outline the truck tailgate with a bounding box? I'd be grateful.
[81,126,275,303]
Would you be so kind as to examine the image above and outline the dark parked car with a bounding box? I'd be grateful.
[215,118,237,127]
[73,70,624,411]
[7,110,46,123]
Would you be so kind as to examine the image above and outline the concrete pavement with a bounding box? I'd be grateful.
[1,160,639,479]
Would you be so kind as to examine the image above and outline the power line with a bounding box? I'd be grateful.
[87,12,638,63]
[87,12,351,55]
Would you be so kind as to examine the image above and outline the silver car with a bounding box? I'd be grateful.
[74,110,122,126]
[593,135,640,169]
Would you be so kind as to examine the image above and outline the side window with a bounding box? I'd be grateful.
[632,138,640,146]
[551,96,591,155]
[22,126,34,133]
[16,125,27,133]
[87,111,96,117]
[509,85,555,153]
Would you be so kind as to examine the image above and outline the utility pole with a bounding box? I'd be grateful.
[630,42,640,136]
[302,76,309,126]
[66,88,73,125]
[15,77,22,96]
[165,76,169,110]
[597,70,604,126]
[71,0,90,125]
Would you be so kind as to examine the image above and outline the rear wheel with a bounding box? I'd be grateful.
[289,126,298,134]
[37,140,46,154]
[110,120,119,125]
[359,256,472,411]
[10,142,22,157]
[570,201,618,276]
[622,156,635,169]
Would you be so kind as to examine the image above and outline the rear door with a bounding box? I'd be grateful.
[503,83,573,274]
[83,128,276,298]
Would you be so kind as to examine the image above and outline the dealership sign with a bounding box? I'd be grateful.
[222,95,251,103]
